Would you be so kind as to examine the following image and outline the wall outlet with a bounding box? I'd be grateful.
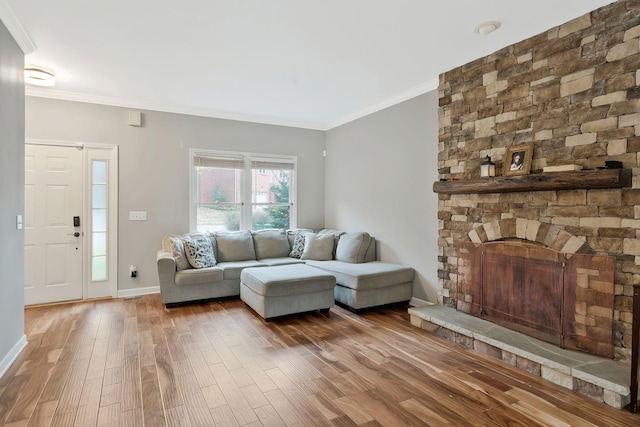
[130,265,137,278]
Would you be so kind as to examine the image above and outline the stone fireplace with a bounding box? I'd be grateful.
[434,0,640,364]
[411,1,640,408]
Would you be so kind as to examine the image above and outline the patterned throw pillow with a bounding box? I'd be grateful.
[182,235,216,269]
[289,231,306,258]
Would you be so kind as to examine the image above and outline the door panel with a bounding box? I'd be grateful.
[25,145,83,305]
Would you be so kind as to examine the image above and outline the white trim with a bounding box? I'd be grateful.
[25,139,119,301]
[0,335,27,379]
[26,77,440,132]
[0,0,35,54]
[109,147,119,297]
[85,146,119,299]
[25,89,326,131]
[409,297,434,307]
[118,286,160,299]
[326,78,440,130]
[25,138,117,150]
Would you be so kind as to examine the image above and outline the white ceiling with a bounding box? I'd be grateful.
[1,0,614,130]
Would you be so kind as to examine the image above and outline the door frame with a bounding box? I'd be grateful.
[25,139,119,301]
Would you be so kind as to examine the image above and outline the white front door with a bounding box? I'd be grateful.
[24,144,84,305]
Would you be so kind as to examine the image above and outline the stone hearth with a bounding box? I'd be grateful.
[409,304,631,409]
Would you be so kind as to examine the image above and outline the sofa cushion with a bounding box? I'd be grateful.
[289,231,307,259]
[215,230,256,262]
[258,257,306,267]
[175,267,223,286]
[300,233,334,261]
[216,260,265,280]
[182,234,216,268]
[305,260,414,290]
[336,232,372,263]
[253,229,290,259]
[206,232,219,261]
[364,237,376,263]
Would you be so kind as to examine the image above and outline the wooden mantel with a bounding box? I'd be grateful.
[433,168,632,195]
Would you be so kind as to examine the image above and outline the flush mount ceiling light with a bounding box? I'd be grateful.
[474,21,501,35]
[24,66,56,87]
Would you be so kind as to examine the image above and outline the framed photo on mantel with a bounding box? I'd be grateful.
[503,143,533,176]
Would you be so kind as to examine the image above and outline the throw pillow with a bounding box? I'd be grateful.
[300,233,334,261]
[336,232,372,263]
[317,228,345,258]
[289,231,306,258]
[162,235,192,271]
[182,235,216,269]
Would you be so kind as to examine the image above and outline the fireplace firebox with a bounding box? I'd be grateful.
[457,240,615,358]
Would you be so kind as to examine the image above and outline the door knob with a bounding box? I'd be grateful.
[68,232,80,237]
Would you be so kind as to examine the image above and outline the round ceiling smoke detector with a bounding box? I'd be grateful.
[474,21,501,35]
[24,66,56,87]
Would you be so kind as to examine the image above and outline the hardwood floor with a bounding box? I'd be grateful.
[0,294,638,426]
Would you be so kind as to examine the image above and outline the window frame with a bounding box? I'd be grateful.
[190,149,297,232]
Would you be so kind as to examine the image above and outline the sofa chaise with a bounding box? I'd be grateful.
[157,228,414,313]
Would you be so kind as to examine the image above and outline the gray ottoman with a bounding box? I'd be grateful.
[240,264,336,319]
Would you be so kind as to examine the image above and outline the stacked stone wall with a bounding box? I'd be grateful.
[437,0,640,362]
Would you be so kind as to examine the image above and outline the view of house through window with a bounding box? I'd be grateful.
[251,160,292,230]
[191,151,295,232]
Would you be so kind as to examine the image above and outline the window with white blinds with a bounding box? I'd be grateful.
[190,150,296,231]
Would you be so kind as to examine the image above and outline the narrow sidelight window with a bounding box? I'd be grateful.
[91,160,108,281]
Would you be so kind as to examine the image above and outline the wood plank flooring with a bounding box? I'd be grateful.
[0,294,638,426]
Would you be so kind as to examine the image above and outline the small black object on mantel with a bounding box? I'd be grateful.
[604,160,623,169]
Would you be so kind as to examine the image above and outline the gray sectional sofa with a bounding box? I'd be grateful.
[156,228,414,312]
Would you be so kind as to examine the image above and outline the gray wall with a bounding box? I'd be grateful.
[325,91,440,302]
[0,21,25,367]
[26,98,326,291]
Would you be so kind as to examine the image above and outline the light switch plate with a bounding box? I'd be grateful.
[16,214,23,230]
[129,211,147,221]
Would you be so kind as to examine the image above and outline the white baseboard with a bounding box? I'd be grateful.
[409,297,433,307]
[0,334,27,379]
[117,286,160,299]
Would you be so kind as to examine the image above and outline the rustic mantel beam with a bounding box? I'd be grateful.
[433,169,632,195]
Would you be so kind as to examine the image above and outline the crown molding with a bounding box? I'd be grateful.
[26,77,440,132]
[0,0,35,54]
[25,87,328,131]
[326,77,439,130]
